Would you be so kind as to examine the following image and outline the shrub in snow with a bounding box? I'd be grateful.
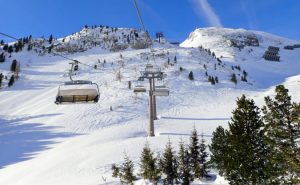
[188,71,194,81]
[230,73,237,84]
[0,53,5,63]
[0,73,3,87]
[8,75,15,87]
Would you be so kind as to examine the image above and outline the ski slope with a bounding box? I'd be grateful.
[0,27,300,185]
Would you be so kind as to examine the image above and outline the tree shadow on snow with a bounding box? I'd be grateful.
[160,116,230,121]
[159,133,213,138]
[0,114,79,169]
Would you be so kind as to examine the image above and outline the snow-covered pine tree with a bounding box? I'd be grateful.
[139,143,161,184]
[199,133,210,179]
[189,127,201,179]
[111,163,120,178]
[262,85,300,184]
[226,95,268,184]
[160,140,178,185]
[178,141,193,185]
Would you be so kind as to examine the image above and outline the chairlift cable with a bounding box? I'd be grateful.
[132,0,146,32]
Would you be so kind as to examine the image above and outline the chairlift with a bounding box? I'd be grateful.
[133,78,146,93]
[145,64,153,69]
[55,80,100,104]
[145,64,160,73]
[153,85,169,96]
[55,62,100,104]
[133,85,146,93]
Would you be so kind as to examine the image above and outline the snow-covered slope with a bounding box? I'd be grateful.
[181,27,300,88]
[0,27,300,185]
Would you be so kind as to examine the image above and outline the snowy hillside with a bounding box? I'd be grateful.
[181,27,300,87]
[54,26,152,53]
[0,27,300,185]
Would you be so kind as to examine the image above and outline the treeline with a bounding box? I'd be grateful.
[210,85,300,184]
[112,128,211,185]
[0,59,21,88]
[111,85,299,184]
[1,36,33,57]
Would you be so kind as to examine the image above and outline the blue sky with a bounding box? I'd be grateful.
[0,0,299,42]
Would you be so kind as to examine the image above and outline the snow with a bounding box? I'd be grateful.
[0,27,300,185]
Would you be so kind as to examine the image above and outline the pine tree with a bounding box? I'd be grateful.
[0,73,3,88]
[230,73,237,84]
[178,141,193,185]
[11,60,17,72]
[188,71,194,81]
[112,154,136,185]
[215,76,219,83]
[212,52,216,58]
[112,163,120,178]
[209,126,229,176]
[160,140,178,185]
[3,44,8,51]
[211,77,215,85]
[27,44,32,51]
[49,34,53,44]
[174,55,177,62]
[199,133,210,179]
[0,52,5,63]
[8,45,13,54]
[225,95,268,184]
[121,154,136,185]
[262,85,300,184]
[139,143,161,184]
[189,127,201,179]
[8,75,15,87]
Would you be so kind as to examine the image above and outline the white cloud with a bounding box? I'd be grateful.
[190,0,223,28]
[240,0,258,29]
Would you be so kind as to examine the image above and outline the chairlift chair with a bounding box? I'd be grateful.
[133,85,146,93]
[55,80,100,104]
[145,64,160,73]
[153,85,169,96]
